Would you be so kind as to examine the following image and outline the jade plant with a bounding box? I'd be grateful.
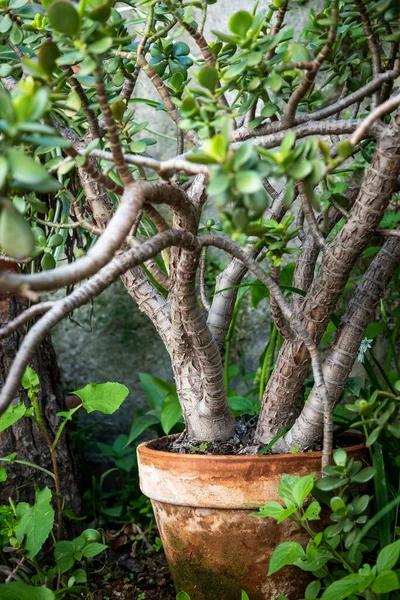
[0,0,400,467]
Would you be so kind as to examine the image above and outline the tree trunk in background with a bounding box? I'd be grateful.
[0,292,81,517]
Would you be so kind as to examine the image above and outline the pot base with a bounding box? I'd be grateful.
[152,500,310,600]
[138,435,367,600]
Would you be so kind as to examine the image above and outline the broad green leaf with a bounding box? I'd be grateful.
[0,199,35,258]
[268,541,305,575]
[315,477,347,491]
[0,88,15,123]
[0,14,12,33]
[0,467,7,482]
[241,592,250,600]
[228,11,253,37]
[289,161,313,180]
[305,580,321,599]
[129,141,147,153]
[89,36,113,54]
[81,542,108,557]
[0,64,13,77]
[161,392,182,434]
[371,570,400,593]
[0,582,55,600]
[236,171,263,194]
[302,501,321,521]
[41,253,56,271]
[38,41,61,75]
[333,448,347,467]
[257,501,283,519]
[208,173,230,195]
[281,131,296,153]
[54,540,75,572]
[307,159,326,186]
[203,135,228,162]
[138,372,175,412]
[261,102,278,118]
[278,473,299,504]
[22,366,40,389]
[7,149,60,192]
[320,573,369,600]
[286,43,310,63]
[292,473,315,507]
[198,66,219,91]
[0,156,8,189]
[377,539,400,573]
[16,487,55,558]
[351,466,375,483]
[337,140,354,159]
[72,568,87,583]
[82,528,101,543]
[0,402,26,434]
[330,496,346,514]
[72,382,129,414]
[125,413,160,446]
[176,593,191,600]
[48,1,80,35]
[233,143,253,170]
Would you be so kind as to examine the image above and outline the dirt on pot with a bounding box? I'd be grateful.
[153,416,360,456]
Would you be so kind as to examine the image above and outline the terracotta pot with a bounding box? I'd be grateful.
[138,435,367,600]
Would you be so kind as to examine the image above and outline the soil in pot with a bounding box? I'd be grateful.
[137,433,367,600]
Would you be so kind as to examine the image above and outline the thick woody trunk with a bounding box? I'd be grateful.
[279,236,400,451]
[256,113,400,444]
[0,292,80,516]
[168,178,235,441]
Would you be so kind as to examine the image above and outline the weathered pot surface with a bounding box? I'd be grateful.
[137,435,366,600]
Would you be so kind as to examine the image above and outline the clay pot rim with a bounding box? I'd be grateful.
[138,432,365,463]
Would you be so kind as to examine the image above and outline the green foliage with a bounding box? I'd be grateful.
[71,382,129,414]
[0,582,55,599]
[256,446,400,599]
[15,487,55,558]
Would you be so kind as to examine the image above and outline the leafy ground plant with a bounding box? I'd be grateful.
[0,369,129,597]
[256,384,400,600]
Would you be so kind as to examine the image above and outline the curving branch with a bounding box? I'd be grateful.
[256,109,400,445]
[233,71,398,143]
[200,235,332,467]
[233,119,378,151]
[0,229,200,417]
[350,94,400,147]
[354,0,381,109]
[94,68,134,187]
[0,301,55,339]
[299,181,327,251]
[0,182,190,294]
[283,0,339,127]
[281,235,400,453]
[199,248,211,311]
[63,66,101,139]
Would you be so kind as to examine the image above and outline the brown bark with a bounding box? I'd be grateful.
[0,293,80,516]
[280,235,400,452]
[256,111,400,443]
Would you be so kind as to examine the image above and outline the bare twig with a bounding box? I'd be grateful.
[354,0,381,109]
[283,0,339,127]
[94,67,134,186]
[199,248,211,311]
[350,94,400,147]
[299,182,327,250]
[201,235,332,468]
[63,66,101,138]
